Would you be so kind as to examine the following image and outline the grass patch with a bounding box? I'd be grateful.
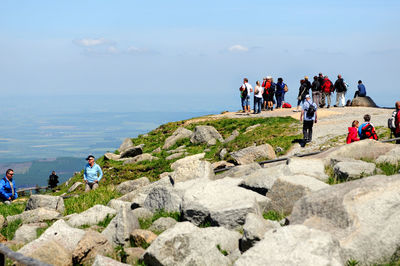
[139,210,181,230]
[98,214,115,228]
[376,162,400,176]
[216,244,228,256]
[0,202,26,218]
[1,218,22,240]
[263,210,285,221]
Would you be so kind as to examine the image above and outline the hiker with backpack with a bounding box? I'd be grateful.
[253,81,263,114]
[262,77,271,111]
[275,77,287,108]
[240,78,253,113]
[300,94,318,143]
[334,74,347,107]
[267,77,276,111]
[358,114,378,140]
[389,101,400,144]
[320,76,334,108]
[295,79,309,112]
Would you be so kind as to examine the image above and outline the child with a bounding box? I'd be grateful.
[347,120,360,144]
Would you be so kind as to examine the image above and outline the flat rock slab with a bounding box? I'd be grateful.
[333,160,376,180]
[67,181,83,193]
[122,153,158,165]
[7,207,62,224]
[215,162,262,180]
[67,204,117,228]
[116,177,150,195]
[13,223,47,243]
[72,230,113,265]
[149,217,178,232]
[190,125,224,146]
[25,195,65,213]
[120,144,144,159]
[286,158,328,182]
[93,255,130,266]
[231,144,276,165]
[170,153,214,182]
[238,165,285,195]
[163,127,193,149]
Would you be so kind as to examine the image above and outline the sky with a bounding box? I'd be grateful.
[1,0,400,113]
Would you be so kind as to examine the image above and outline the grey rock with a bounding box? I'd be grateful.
[118,138,134,154]
[120,144,144,159]
[125,247,146,265]
[67,205,117,228]
[130,229,157,247]
[107,199,132,211]
[286,158,328,182]
[152,147,162,153]
[163,127,193,149]
[143,222,240,266]
[190,125,224,146]
[92,255,130,266]
[104,152,121,161]
[116,177,150,195]
[165,152,184,160]
[25,195,65,213]
[149,217,178,232]
[240,213,280,252]
[67,181,84,193]
[13,223,47,243]
[376,146,400,165]
[72,230,113,265]
[212,160,235,171]
[239,165,285,195]
[20,239,72,266]
[334,160,376,181]
[143,186,182,212]
[351,96,378,107]
[166,145,186,154]
[102,207,140,246]
[0,215,5,229]
[215,162,262,180]
[224,129,239,143]
[7,208,62,224]
[219,148,228,159]
[231,144,276,165]
[245,124,260,133]
[267,175,329,215]
[181,177,270,229]
[170,153,214,182]
[234,225,344,266]
[132,208,153,220]
[122,153,158,165]
[289,174,400,265]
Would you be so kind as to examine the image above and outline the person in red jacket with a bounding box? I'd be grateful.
[395,101,400,144]
[347,120,360,144]
[321,76,333,108]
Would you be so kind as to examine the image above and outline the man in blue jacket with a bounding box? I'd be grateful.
[0,169,18,204]
[84,155,103,192]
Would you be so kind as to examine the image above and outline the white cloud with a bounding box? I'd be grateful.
[228,44,249,52]
[74,38,111,47]
[127,46,149,54]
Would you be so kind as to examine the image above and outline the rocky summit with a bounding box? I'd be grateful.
[2,106,400,266]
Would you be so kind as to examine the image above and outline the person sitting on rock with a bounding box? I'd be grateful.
[347,120,360,144]
[358,114,378,140]
[83,155,103,192]
[354,80,367,98]
[0,169,18,205]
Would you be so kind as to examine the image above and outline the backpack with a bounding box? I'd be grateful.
[241,84,248,98]
[388,110,397,131]
[305,101,316,118]
[282,102,291,108]
[361,123,378,140]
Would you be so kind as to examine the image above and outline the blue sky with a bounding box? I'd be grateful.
[1,0,399,112]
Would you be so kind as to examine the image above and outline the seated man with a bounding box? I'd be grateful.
[354,80,367,98]
[358,114,378,140]
[0,169,18,204]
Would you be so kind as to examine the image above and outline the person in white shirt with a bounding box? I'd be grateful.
[240,78,253,113]
[253,80,263,114]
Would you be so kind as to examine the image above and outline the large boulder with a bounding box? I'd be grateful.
[163,127,193,149]
[72,230,113,265]
[102,207,140,246]
[289,174,400,265]
[116,177,150,195]
[118,138,134,154]
[122,153,158,165]
[267,175,329,215]
[238,165,285,195]
[104,152,121,161]
[224,129,239,143]
[130,229,157,247]
[92,255,130,266]
[149,217,178,232]
[234,225,344,266]
[66,204,117,228]
[333,160,376,181]
[13,223,47,243]
[25,195,65,213]
[286,158,328,182]
[107,199,132,211]
[239,213,280,252]
[376,146,400,165]
[351,96,378,107]
[143,222,240,266]
[231,144,276,165]
[120,144,144,159]
[215,162,262,180]
[143,186,182,212]
[181,177,270,229]
[7,208,62,224]
[20,239,72,266]
[170,153,214,182]
[190,125,224,146]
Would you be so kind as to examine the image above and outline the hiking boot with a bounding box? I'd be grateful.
[327,105,330,108]
[333,105,338,107]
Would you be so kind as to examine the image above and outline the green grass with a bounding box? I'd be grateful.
[263,210,285,221]
[0,202,26,218]
[1,218,22,240]
[216,244,228,256]
[139,210,181,231]
[376,162,400,176]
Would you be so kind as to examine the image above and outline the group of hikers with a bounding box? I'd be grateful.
[240,73,367,113]
[0,154,103,204]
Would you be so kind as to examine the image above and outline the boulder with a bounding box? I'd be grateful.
[163,127,193,149]
[351,96,378,107]
[190,125,224,146]
[333,160,376,181]
[13,223,47,243]
[143,186,182,213]
[170,153,214,182]
[143,222,240,266]
[289,174,400,265]
[286,158,328,182]
[219,148,228,159]
[118,138,134,154]
[67,205,117,228]
[149,217,178,232]
[116,177,150,195]
[122,153,158,165]
[224,129,239,143]
[166,145,186,154]
[165,152,184,160]
[20,239,72,266]
[376,146,400,165]
[67,181,83,193]
[239,213,280,252]
[0,215,5,229]
[72,230,113,265]
[102,207,140,246]
[104,152,121,161]
[18,220,85,255]
[181,177,270,229]
[132,208,153,220]
[25,195,65,213]
[130,229,157,247]
[231,144,276,165]
[152,147,162,153]
[215,162,262,180]
[267,175,329,215]
[238,165,285,195]
[107,199,132,211]
[212,161,235,171]
[125,247,145,264]
[234,225,344,266]
[92,255,130,266]
[120,144,144,159]
[7,208,62,224]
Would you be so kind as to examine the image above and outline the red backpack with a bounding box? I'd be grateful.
[361,123,378,140]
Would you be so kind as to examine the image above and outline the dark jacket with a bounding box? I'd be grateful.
[304,80,312,91]
[311,80,320,92]
[298,83,309,100]
[334,78,347,93]
[317,76,324,91]
[48,174,59,188]
[0,176,18,201]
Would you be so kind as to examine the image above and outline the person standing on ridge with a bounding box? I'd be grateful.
[48,171,59,191]
[318,73,325,107]
[253,81,263,114]
[267,77,276,111]
[321,76,333,108]
[311,76,321,107]
[300,94,318,144]
[296,79,309,112]
[394,101,400,144]
[275,77,286,108]
[334,74,347,107]
[262,77,272,111]
[0,169,18,205]
[240,78,252,113]
[354,80,367,98]
[83,155,103,192]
